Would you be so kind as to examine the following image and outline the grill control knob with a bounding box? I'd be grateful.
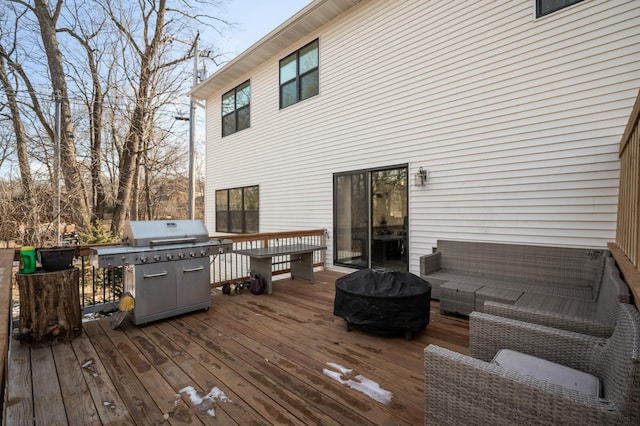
[190,252,196,258]
[200,250,208,256]
[166,254,174,260]
[179,253,185,259]
[153,255,161,261]
[140,257,148,263]
[218,248,225,254]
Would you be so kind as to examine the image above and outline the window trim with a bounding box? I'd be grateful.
[279,39,319,109]
[535,0,584,18]
[221,80,250,137]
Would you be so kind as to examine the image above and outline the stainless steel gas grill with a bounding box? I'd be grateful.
[90,220,232,325]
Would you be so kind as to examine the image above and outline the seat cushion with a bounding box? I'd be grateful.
[491,349,601,397]
[425,270,594,300]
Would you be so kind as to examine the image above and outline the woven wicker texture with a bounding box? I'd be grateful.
[474,287,523,312]
[424,304,640,425]
[419,240,631,338]
[420,240,609,301]
[439,282,483,315]
[484,257,630,337]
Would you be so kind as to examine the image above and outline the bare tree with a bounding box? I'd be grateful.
[1,0,229,240]
[0,31,40,244]
[106,0,169,233]
[57,0,114,223]
[29,0,91,231]
[104,0,227,235]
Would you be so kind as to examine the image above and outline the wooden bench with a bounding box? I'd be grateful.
[234,244,326,294]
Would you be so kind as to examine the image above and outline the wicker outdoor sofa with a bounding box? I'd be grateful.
[484,256,629,337]
[420,240,630,336]
[424,303,640,425]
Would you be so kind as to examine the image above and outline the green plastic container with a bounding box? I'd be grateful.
[19,246,36,274]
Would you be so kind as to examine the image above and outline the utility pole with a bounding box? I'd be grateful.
[188,33,199,220]
[53,90,61,246]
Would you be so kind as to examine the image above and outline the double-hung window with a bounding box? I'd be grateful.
[222,80,250,137]
[536,0,583,17]
[279,39,319,109]
[215,186,259,233]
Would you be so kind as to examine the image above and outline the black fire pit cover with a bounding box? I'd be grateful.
[333,268,431,340]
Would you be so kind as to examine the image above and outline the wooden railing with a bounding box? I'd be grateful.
[13,229,327,311]
[0,250,14,418]
[614,88,640,304]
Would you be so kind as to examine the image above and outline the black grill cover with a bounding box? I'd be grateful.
[333,268,431,336]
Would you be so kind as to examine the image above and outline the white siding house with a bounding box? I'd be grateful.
[191,0,640,276]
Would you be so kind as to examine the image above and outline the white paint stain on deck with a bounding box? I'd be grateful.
[179,385,232,417]
[323,362,393,404]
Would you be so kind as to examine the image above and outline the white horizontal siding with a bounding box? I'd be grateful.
[204,0,640,275]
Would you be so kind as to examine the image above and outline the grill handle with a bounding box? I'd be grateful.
[183,266,205,273]
[149,237,198,247]
[143,271,168,278]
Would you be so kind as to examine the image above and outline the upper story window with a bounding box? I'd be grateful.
[222,80,250,137]
[279,39,319,109]
[536,0,583,17]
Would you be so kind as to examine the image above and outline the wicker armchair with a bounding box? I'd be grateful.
[483,257,630,337]
[424,304,640,425]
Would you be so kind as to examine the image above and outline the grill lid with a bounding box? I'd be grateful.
[123,220,210,247]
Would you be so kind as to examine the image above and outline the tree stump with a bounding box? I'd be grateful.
[16,267,82,347]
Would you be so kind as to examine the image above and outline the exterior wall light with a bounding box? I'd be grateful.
[415,167,428,186]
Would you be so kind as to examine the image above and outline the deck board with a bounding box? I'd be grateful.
[202,297,411,424]
[122,321,245,424]
[94,319,208,426]
[182,314,377,425]
[70,333,135,424]
[31,346,67,424]
[83,320,170,425]
[5,338,33,425]
[5,269,469,425]
[51,342,101,425]
[150,320,278,424]
[172,314,331,424]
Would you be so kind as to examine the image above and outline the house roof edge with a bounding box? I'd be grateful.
[189,0,362,100]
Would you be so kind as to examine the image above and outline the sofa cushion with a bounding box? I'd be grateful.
[426,270,594,299]
[514,293,598,317]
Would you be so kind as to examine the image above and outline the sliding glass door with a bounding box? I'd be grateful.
[334,172,369,268]
[334,165,408,271]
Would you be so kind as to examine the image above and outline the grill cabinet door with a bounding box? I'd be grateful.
[133,262,177,322]
[176,257,211,309]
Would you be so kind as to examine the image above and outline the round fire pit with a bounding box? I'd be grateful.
[333,268,431,340]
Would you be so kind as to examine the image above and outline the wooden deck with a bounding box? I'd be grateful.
[4,268,469,425]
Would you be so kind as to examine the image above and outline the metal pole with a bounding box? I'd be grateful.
[54,90,61,246]
[188,34,199,220]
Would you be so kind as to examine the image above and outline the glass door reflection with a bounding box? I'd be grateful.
[334,166,407,271]
[334,172,369,268]
[371,168,407,270]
